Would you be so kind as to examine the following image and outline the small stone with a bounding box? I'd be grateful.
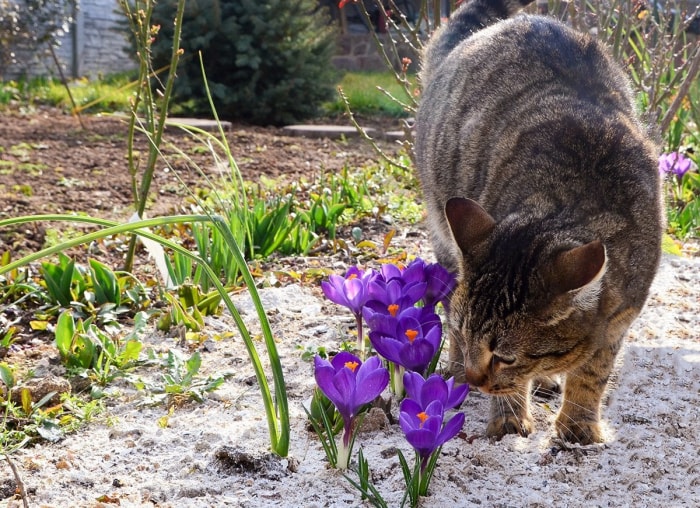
[359,407,389,433]
[10,375,71,406]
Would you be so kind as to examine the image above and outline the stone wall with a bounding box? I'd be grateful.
[3,0,137,80]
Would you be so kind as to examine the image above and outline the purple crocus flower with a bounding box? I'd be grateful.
[403,371,469,412]
[658,152,695,178]
[314,351,389,468]
[403,258,457,311]
[399,397,465,470]
[321,266,377,356]
[365,306,442,374]
[378,262,404,283]
[321,266,376,316]
[365,276,427,318]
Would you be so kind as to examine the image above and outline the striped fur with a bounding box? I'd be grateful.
[415,0,663,444]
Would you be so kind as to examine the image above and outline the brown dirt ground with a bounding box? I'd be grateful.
[0,109,405,255]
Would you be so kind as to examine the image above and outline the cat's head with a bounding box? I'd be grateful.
[444,197,607,395]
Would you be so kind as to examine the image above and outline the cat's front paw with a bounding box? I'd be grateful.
[555,417,603,445]
[486,413,534,439]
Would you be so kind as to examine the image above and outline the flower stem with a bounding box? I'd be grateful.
[356,313,365,360]
[391,363,405,397]
[337,431,352,470]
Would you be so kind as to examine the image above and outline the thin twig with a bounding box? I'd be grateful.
[4,454,29,508]
[48,43,85,130]
[338,86,411,171]
[660,46,700,134]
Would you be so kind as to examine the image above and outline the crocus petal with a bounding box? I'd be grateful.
[421,374,449,408]
[384,279,405,305]
[399,411,419,434]
[380,263,403,282]
[403,371,425,402]
[446,382,469,410]
[424,263,457,307]
[398,339,436,372]
[403,428,438,458]
[398,398,425,431]
[343,277,366,314]
[321,275,348,306]
[330,368,357,418]
[330,351,361,371]
[369,332,403,365]
[402,259,425,285]
[423,323,443,351]
[435,412,466,448]
[402,280,428,306]
[314,362,345,409]
[354,358,389,406]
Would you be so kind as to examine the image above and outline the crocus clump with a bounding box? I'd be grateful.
[313,258,465,505]
[659,151,695,178]
[314,351,389,469]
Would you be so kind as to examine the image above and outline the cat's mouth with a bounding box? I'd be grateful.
[475,384,516,396]
[467,378,517,396]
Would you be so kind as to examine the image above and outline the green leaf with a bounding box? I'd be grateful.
[0,363,15,390]
[33,390,59,410]
[41,260,71,307]
[89,258,121,306]
[120,340,143,364]
[55,311,76,359]
[185,351,202,377]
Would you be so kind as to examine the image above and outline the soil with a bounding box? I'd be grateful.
[0,109,404,255]
[1,110,700,507]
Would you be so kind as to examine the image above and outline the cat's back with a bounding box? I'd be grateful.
[415,13,649,211]
[421,14,628,100]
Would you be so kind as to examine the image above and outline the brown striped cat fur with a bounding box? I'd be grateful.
[414,0,663,444]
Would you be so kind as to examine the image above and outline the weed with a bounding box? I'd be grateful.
[135,349,226,405]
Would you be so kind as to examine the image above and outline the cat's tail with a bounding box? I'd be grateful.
[421,0,535,84]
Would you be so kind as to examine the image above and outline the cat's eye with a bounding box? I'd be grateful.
[492,354,516,366]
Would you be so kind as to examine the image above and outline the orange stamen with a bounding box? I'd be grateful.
[405,329,419,343]
[347,273,358,280]
[417,411,429,427]
[388,304,399,317]
[344,361,359,372]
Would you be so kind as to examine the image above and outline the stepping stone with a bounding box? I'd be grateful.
[165,117,232,132]
[282,124,376,139]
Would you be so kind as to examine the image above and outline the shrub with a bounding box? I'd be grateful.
[149,0,338,125]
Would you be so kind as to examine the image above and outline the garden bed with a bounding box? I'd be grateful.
[1,111,700,507]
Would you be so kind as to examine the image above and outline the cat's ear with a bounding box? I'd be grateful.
[444,197,496,253]
[547,240,607,305]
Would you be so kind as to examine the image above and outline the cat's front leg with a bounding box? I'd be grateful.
[555,368,605,445]
[555,310,633,445]
[486,383,533,439]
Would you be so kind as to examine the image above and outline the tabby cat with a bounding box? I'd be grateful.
[414,0,663,444]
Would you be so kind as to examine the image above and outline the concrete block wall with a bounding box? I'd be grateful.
[3,0,137,80]
[331,33,419,73]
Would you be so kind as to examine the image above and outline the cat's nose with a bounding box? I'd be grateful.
[463,367,488,388]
